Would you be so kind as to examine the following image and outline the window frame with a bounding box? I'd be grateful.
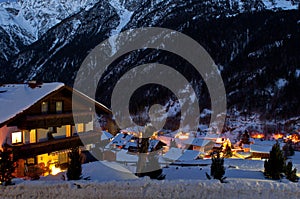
[41,101,49,113]
[55,101,63,113]
[11,131,23,144]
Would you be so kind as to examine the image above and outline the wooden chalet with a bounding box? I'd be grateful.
[249,140,282,159]
[0,82,116,177]
[184,138,215,153]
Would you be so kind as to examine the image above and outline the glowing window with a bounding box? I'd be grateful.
[41,102,48,113]
[27,158,35,165]
[56,101,63,113]
[66,125,71,137]
[29,129,36,143]
[12,131,22,144]
[75,123,84,133]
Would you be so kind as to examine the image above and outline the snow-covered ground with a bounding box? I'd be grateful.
[2,175,300,199]
[1,155,300,199]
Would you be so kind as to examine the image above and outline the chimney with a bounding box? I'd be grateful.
[28,80,42,89]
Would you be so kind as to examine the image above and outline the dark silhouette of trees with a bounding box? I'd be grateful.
[264,142,285,180]
[0,145,16,186]
[67,147,82,180]
[285,161,299,182]
[210,152,226,183]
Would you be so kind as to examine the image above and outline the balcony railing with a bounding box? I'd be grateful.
[11,131,101,160]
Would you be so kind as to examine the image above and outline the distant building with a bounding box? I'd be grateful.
[184,137,215,153]
[249,140,284,159]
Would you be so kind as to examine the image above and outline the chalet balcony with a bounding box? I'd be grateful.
[11,131,102,160]
[10,111,93,129]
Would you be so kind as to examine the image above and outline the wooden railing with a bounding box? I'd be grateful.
[11,131,102,160]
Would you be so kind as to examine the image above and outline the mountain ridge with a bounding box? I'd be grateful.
[0,0,299,129]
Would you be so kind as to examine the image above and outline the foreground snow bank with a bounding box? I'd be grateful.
[1,179,300,199]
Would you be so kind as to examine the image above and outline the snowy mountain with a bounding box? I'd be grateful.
[0,0,298,60]
[0,0,98,60]
[0,0,299,129]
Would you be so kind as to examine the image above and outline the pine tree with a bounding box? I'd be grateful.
[241,130,250,144]
[210,152,226,182]
[283,141,294,157]
[224,144,232,158]
[285,161,299,183]
[0,146,16,186]
[67,147,82,180]
[264,142,285,180]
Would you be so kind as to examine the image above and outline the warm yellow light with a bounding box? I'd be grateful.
[286,134,300,143]
[178,135,189,140]
[273,134,284,140]
[251,133,264,139]
[175,132,190,140]
[50,165,62,175]
[12,131,22,144]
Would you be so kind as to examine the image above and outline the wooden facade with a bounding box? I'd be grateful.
[0,83,117,178]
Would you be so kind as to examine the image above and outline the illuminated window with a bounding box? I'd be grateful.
[56,101,63,113]
[12,131,22,144]
[66,125,71,137]
[29,129,36,143]
[27,158,35,165]
[75,123,84,133]
[41,102,48,113]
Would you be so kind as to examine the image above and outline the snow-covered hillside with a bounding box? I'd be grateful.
[0,0,299,124]
[0,0,298,47]
[0,0,98,50]
[263,0,299,10]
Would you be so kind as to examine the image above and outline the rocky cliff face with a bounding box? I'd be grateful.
[0,0,299,129]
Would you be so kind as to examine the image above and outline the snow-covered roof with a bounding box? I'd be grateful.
[149,139,166,151]
[101,131,113,141]
[250,144,272,154]
[162,147,184,161]
[82,161,138,181]
[109,133,134,147]
[0,82,64,126]
[116,149,138,162]
[250,140,284,153]
[176,150,203,162]
[184,137,214,147]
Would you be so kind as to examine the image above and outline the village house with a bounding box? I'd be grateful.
[0,82,116,178]
[184,137,215,153]
[249,140,285,159]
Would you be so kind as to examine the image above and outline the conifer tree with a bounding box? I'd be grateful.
[264,142,285,180]
[67,147,82,180]
[210,152,226,182]
[285,161,299,182]
[0,146,16,186]
[224,144,232,158]
[241,130,250,144]
[283,141,294,157]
